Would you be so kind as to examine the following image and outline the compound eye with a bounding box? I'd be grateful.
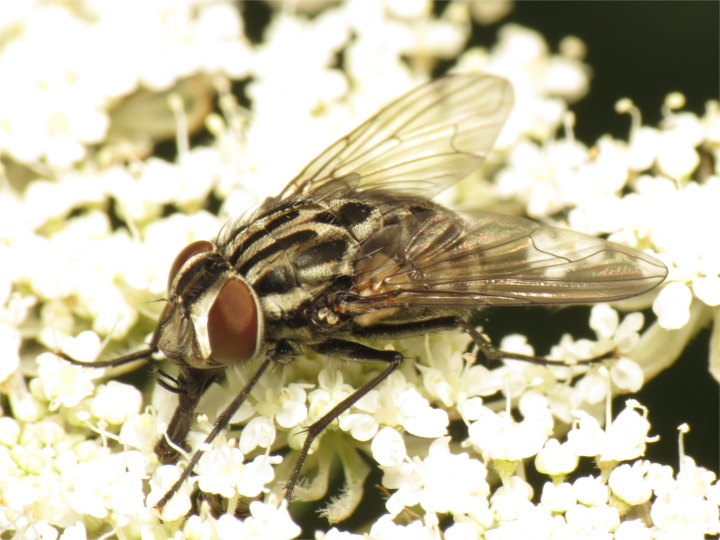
[207,277,259,365]
[168,240,213,290]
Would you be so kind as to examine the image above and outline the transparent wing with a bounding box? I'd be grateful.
[346,210,667,310]
[276,74,514,201]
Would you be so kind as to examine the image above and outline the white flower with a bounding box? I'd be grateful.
[146,464,194,523]
[119,411,163,454]
[0,323,21,385]
[647,455,720,536]
[90,381,143,425]
[0,417,21,447]
[239,416,277,454]
[693,276,720,307]
[238,454,283,499]
[564,504,620,534]
[367,514,438,540]
[275,384,311,428]
[215,499,301,540]
[467,401,553,462]
[20,521,61,540]
[656,116,702,178]
[614,519,653,540]
[414,438,490,515]
[58,521,87,540]
[573,475,610,507]
[567,400,656,462]
[68,450,148,520]
[609,461,654,505]
[489,475,535,522]
[654,281,693,329]
[371,427,408,467]
[539,482,576,513]
[182,514,216,540]
[34,353,99,411]
[419,332,504,407]
[0,1,250,165]
[543,306,646,404]
[444,521,484,540]
[195,441,246,498]
[342,370,448,441]
[609,357,645,394]
[627,126,660,171]
[338,412,379,442]
[306,369,354,425]
[379,437,490,518]
[535,438,579,477]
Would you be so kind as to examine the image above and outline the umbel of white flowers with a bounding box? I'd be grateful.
[0,1,718,539]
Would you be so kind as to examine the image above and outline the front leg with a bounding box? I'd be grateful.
[155,343,295,511]
[154,366,223,464]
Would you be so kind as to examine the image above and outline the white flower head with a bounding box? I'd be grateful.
[239,415,277,455]
[335,368,448,444]
[378,436,490,518]
[215,499,301,540]
[195,439,247,498]
[2,0,716,537]
[90,381,143,425]
[306,369,354,424]
[567,399,656,462]
[572,475,610,507]
[419,331,504,407]
[118,410,163,454]
[540,481,576,513]
[608,461,653,505]
[0,322,22,385]
[489,475,536,522]
[371,426,407,467]
[535,438,579,477]
[467,401,553,462]
[654,281,693,330]
[367,513,438,540]
[68,450,148,521]
[34,352,100,411]
[147,464,194,523]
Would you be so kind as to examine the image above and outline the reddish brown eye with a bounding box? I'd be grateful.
[168,240,213,290]
[207,278,259,365]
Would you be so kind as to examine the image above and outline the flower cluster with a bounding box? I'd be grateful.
[316,400,719,539]
[0,0,717,538]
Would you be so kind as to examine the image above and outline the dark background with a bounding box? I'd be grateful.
[241,1,719,532]
[483,1,719,143]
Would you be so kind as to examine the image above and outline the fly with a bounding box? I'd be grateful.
[57,74,667,511]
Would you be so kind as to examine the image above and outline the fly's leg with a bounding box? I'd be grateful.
[285,339,403,500]
[455,319,616,366]
[351,315,614,365]
[154,366,223,464]
[350,316,460,339]
[155,343,295,511]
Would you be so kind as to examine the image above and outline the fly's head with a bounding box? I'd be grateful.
[158,240,264,369]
